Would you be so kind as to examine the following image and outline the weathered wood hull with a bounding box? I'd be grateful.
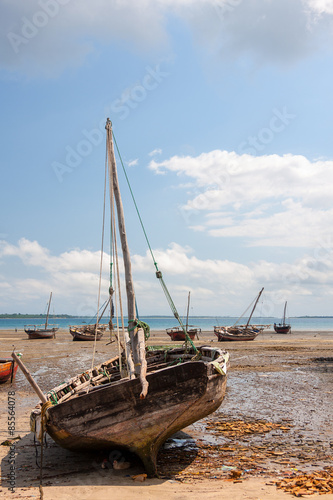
[69,324,106,341]
[274,324,291,334]
[0,358,18,383]
[214,326,260,341]
[24,328,58,339]
[166,328,199,341]
[32,346,228,476]
[69,329,104,341]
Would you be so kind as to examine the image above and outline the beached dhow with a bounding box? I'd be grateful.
[166,292,201,341]
[274,301,291,334]
[214,288,270,341]
[69,300,110,341]
[24,292,58,339]
[69,323,107,341]
[18,119,229,477]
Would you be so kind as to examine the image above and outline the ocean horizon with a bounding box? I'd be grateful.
[1,315,333,331]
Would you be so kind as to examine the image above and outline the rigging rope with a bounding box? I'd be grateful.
[91,146,108,372]
[233,300,254,326]
[112,131,198,354]
[111,185,126,375]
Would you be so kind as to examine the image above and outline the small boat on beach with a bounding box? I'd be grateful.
[24,292,59,339]
[69,324,107,341]
[214,288,270,341]
[0,354,21,383]
[274,301,291,334]
[166,292,201,341]
[20,119,229,477]
[69,300,110,341]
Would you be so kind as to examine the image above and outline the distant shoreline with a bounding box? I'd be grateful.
[1,314,333,319]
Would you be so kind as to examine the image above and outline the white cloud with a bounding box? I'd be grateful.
[127,159,138,167]
[148,148,163,156]
[307,0,333,15]
[1,0,333,77]
[1,237,333,315]
[149,151,333,248]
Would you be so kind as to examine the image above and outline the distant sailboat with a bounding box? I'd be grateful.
[166,291,201,341]
[69,300,110,341]
[274,301,291,334]
[24,292,58,339]
[214,288,270,341]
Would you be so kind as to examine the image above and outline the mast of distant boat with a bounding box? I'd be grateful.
[245,287,264,328]
[283,301,287,326]
[45,292,52,330]
[185,292,191,332]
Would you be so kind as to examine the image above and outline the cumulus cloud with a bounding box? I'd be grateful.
[1,0,333,77]
[149,151,333,248]
[1,237,333,315]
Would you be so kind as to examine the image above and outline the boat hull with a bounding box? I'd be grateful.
[69,329,103,341]
[274,324,291,334]
[0,358,18,383]
[69,325,105,341]
[214,326,260,341]
[33,347,228,476]
[25,328,58,339]
[166,328,199,341]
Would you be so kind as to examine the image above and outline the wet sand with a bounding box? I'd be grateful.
[1,328,333,499]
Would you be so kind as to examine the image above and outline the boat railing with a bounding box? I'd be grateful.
[24,323,59,330]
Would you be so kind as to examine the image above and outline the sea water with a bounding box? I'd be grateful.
[1,316,333,331]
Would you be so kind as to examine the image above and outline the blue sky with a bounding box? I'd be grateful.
[1,0,333,317]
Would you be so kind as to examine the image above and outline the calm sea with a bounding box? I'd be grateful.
[1,316,333,331]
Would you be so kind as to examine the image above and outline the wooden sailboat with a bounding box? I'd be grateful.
[214,288,270,341]
[69,300,110,341]
[69,324,107,341]
[24,292,58,339]
[19,119,229,477]
[274,301,291,334]
[166,292,201,341]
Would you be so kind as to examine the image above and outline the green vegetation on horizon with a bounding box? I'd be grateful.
[0,313,74,318]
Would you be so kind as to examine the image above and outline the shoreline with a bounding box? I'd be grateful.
[1,329,332,499]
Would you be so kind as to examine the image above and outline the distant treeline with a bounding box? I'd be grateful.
[0,314,74,318]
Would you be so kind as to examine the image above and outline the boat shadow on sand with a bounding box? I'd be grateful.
[1,430,198,489]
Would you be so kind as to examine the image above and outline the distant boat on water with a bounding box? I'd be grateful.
[274,301,291,334]
[24,292,58,339]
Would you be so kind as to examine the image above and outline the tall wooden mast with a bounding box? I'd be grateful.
[105,119,148,396]
[245,287,264,328]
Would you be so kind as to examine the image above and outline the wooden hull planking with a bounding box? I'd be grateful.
[69,330,104,341]
[69,325,106,341]
[0,359,18,383]
[166,328,199,342]
[25,328,58,339]
[214,326,260,342]
[274,324,291,334]
[32,347,228,476]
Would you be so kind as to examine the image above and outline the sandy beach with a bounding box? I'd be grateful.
[1,328,333,499]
